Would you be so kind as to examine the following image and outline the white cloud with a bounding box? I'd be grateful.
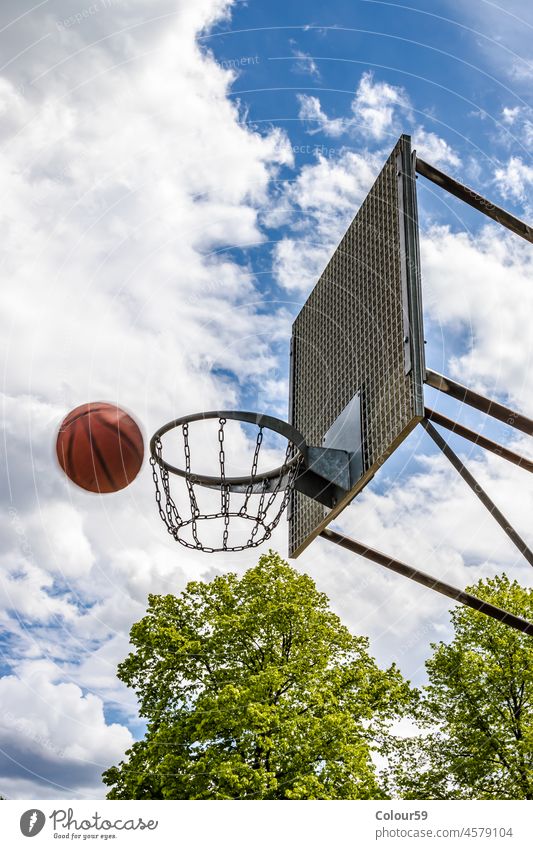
[0,550,80,628]
[0,0,299,798]
[351,71,410,140]
[502,106,521,124]
[297,73,460,169]
[285,149,379,213]
[268,142,533,688]
[297,94,348,137]
[495,106,533,159]
[0,660,133,797]
[509,59,533,81]
[0,16,293,406]
[291,46,321,80]
[297,71,411,141]
[422,224,533,407]
[273,237,332,292]
[271,120,460,294]
[494,155,533,202]
[414,128,461,168]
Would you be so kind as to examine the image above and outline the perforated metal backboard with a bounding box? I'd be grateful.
[289,135,425,557]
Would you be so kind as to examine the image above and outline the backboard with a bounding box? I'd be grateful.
[289,134,425,557]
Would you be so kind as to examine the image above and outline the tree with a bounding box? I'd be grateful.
[103,551,412,799]
[385,574,533,799]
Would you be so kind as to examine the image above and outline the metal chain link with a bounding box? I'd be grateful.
[150,419,302,553]
[218,418,231,549]
[150,438,182,537]
[239,426,263,516]
[182,422,202,547]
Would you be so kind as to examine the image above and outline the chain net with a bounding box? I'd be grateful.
[150,417,302,552]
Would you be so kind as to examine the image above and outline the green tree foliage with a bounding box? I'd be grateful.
[103,551,412,799]
[385,574,533,799]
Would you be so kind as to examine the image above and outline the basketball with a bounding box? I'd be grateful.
[56,402,144,493]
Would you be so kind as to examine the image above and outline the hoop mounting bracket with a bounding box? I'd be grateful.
[294,446,352,508]
[294,392,363,508]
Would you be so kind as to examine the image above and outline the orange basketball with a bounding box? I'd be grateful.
[56,402,144,493]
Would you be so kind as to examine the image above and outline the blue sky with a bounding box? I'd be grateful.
[1,0,533,799]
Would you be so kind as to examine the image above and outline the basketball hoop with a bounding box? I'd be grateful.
[149,411,307,552]
[146,133,533,636]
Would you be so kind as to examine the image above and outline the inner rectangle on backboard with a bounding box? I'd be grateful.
[289,134,425,557]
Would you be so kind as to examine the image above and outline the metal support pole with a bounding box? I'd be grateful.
[422,419,533,569]
[320,528,533,635]
[425,370,533,437]
[425,407,533,474]
[415,158,533,243]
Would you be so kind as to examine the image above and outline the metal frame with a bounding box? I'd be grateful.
[426,370,533,436]
[318,395,533,636]
[415,158,533,243]
[149,141,533,635]
[397,141,426,390]
[314,153,533,636]
[421,419,533,569]
[322,528,533,635]
[425,407,533,473]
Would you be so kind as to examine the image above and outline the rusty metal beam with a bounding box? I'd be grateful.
[321,528,533,635]
[425,370,533,437]
[416,157,533,243]
[422,419,533,569]
[425,407,533,473]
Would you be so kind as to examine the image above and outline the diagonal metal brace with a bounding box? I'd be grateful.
[421,419,533,569]
[425,370,533,436]
[416,158,533,243]
[321,528,533,636]
[425,407,533,474]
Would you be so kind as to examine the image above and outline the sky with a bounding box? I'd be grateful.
[1,0,533,799]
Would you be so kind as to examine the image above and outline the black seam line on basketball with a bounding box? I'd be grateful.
[97,418,143,465]
[80,413,116,489]
[62,404,110,428]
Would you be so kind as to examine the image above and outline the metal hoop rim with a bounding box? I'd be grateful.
[149,410,308,487]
